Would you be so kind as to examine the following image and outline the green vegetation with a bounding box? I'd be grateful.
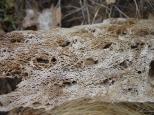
[0,0,25,32]
[0,0,16,31]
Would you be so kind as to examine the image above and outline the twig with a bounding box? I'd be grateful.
[114,5,129,18]
[133,0,141,18]
[92,7,101,24]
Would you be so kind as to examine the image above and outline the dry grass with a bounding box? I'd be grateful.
[0,0,154,31]
[62,0,154,27]
[51,98,154,115]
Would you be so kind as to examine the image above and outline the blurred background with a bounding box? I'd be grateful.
[0,0,153,33]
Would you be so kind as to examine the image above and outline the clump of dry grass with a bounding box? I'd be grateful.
[0,0,154,31]
[51,98,154,115]
[62,0,154,27]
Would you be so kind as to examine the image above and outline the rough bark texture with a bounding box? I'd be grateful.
[0,18,154,112]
